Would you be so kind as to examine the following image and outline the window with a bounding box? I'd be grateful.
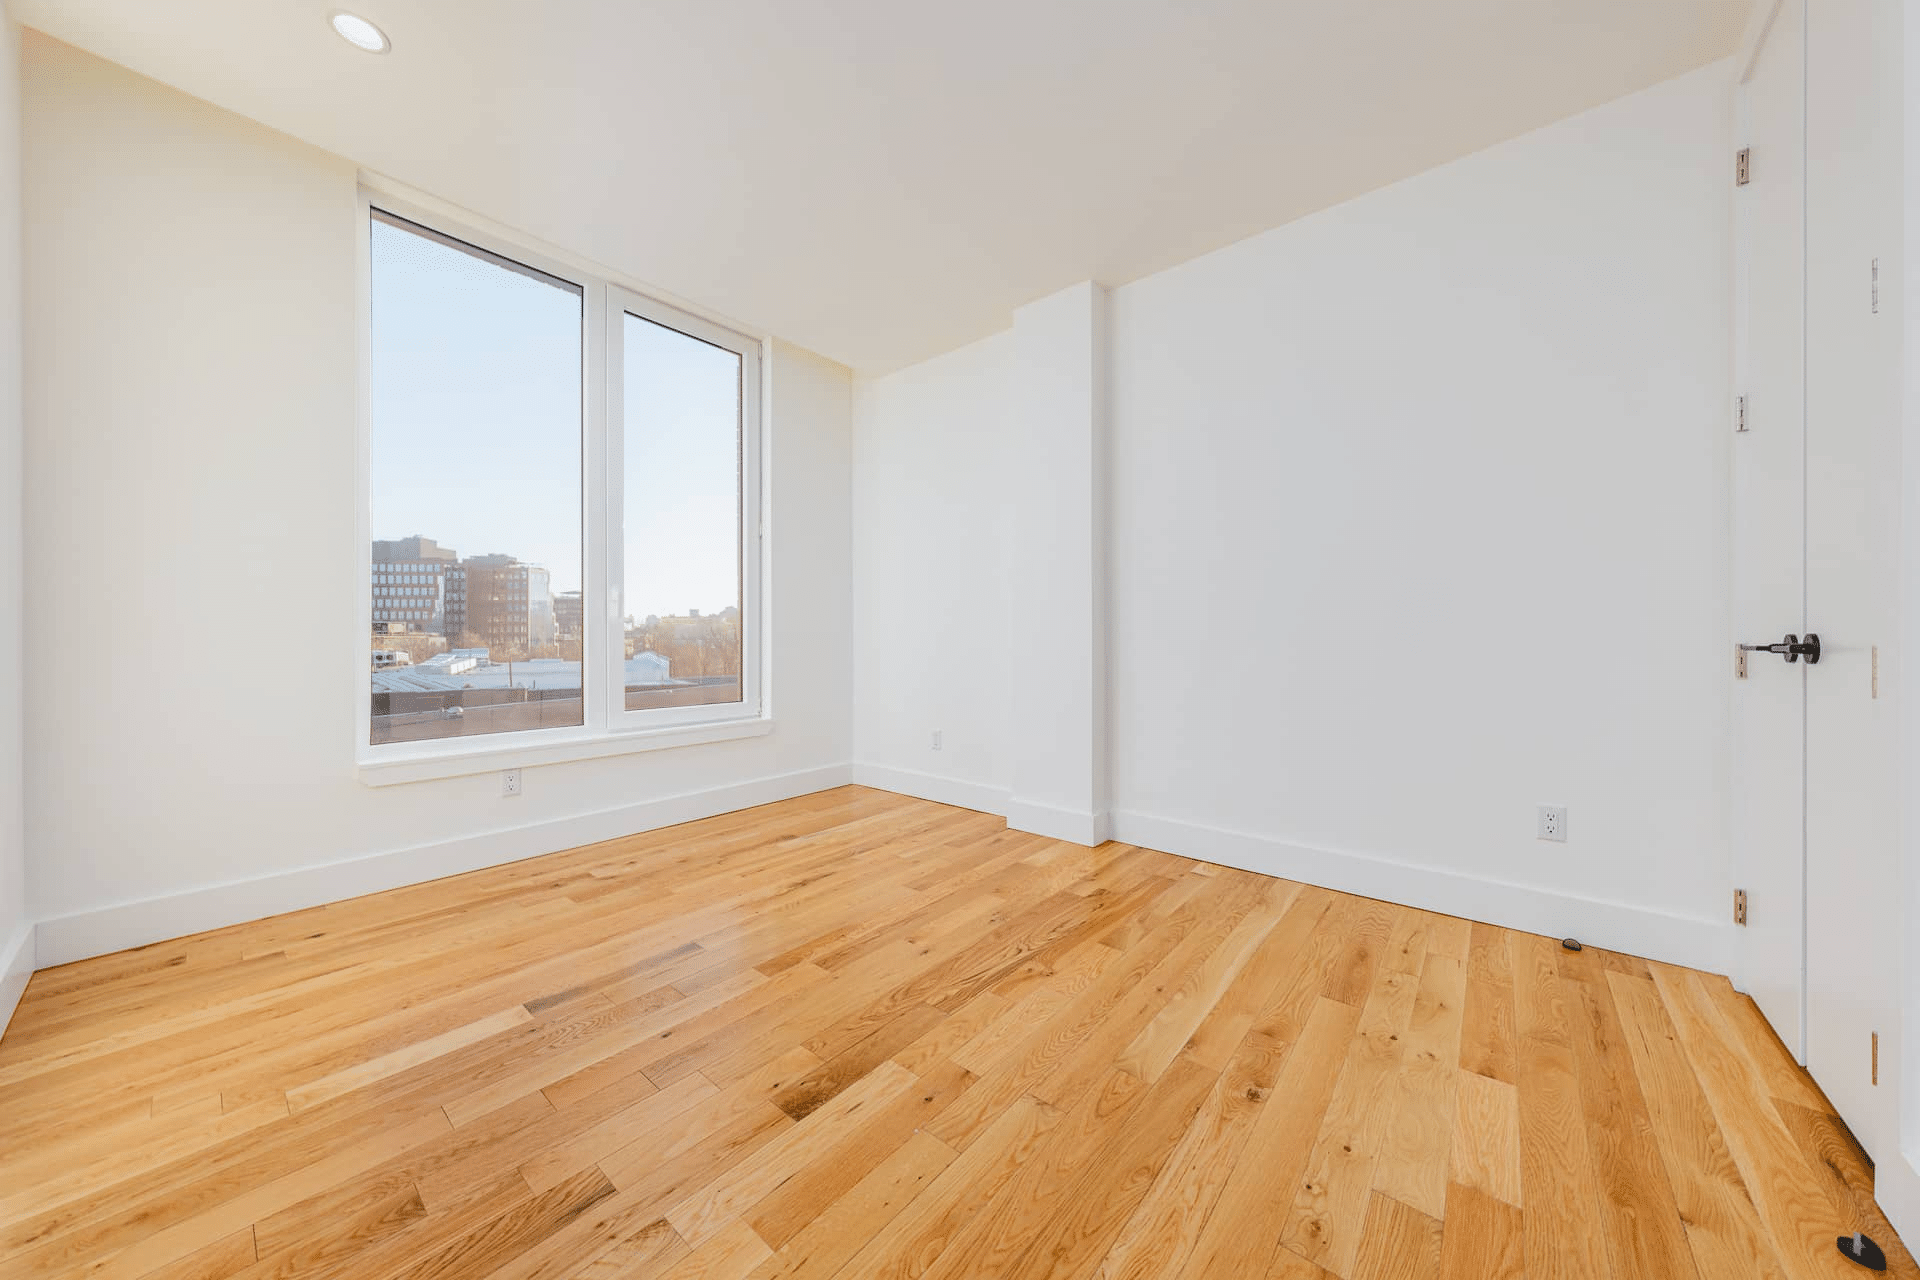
[614,302,750,719]
[363,198,763,769]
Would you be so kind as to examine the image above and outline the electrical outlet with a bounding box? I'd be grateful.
[931,730,943,751]
[1537,805,1566,843]
[503,769,522,798]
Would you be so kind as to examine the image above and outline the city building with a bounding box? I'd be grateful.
[371,535,455,635]
[372,538,561,656]
[445,555,556,652]
[554,590,583,641]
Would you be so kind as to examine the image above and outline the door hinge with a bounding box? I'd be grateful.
[1872,1031,1880,1084]
[1873,258,1881,314]
[1735,394,1748,434]
[1735,646,1748,680]
[1736,147,1751,186]
[1734,888,1748,926]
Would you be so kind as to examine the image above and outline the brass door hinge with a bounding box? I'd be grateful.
[1734,888,1748,926]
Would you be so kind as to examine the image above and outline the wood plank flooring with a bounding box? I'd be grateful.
[0,785,1911,1279]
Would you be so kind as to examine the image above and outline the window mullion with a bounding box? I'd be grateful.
[583,278,612,736]
[599,284,625,730]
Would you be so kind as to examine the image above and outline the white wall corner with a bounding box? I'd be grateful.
[0,919,33,1037]
[846,764,1117,848]
[850,762,1011,818]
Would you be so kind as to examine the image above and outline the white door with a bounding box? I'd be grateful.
[1736,0,1901,1162]
[1731,0,1806,1059]
[1803,0,1901,1155]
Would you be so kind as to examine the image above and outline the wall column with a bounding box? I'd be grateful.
[1003,281,1109,844]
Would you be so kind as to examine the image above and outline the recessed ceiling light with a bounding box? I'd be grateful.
[330,11,390,54]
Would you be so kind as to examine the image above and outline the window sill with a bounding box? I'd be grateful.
[357,716,775,787]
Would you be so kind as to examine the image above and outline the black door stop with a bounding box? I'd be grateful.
[1839,1231,1887,1271]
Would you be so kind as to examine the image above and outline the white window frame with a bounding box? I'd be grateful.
[354,190,770,786]
[606,286,764,733]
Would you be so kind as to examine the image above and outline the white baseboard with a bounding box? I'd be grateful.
[0,920,34,1038]
[847,764,1114,848]
[1883,1150,1920,1255]
[1004,797,1110,847]
[27,763,1734,981]
[841,772,1729,972]
[850,762,1010,816]
[33,764,853,968]
[1108,809,1735,975]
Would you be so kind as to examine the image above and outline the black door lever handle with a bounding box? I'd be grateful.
[1739,633,1821,664]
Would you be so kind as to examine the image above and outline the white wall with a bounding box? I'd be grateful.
[851,329,1014,810]
[0,3,26,1031]
[850,286,1115,845]
[20,34,853,964]
[1110,61,1734,960]
[854,61,1737,970]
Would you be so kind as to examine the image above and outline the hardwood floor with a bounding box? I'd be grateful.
[0,785,1911,1280]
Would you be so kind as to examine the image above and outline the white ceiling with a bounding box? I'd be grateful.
[15,0,1748,373]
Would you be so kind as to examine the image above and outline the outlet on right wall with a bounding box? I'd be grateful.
[854,58,1737,969]
[1102,60,1734,965]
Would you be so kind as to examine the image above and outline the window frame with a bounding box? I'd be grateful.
[606,286,764,734]
[354,189,770,786]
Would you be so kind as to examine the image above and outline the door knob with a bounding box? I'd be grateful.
[1739,633,1821,664]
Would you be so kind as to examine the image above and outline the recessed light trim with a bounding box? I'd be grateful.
[330,11,390,54]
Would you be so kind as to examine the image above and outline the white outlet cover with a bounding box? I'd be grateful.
[1537,805,1566,842]
[503,768,522,797]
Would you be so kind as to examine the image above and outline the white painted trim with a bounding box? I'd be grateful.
[0,922,33,1039]
[850,762,1011,816]
[1108,809,1737,975]
[606,283,765,734]
[32,764,851,968]
[359,716,776,786]
[840,772,1730,970]
[844,767,1117,850]
[1882,1150,1920,1253]
[354,189,608,767]
[1005,797,1111,848]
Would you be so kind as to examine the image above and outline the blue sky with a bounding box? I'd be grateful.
[370,216,740,620]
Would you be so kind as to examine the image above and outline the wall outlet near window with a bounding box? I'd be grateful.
[1537,805,1566,842]
[931,730,943,751]
[503,768,523,798]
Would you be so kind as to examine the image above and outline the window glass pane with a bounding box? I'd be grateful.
[622,313,743,712]
[369,211,584,744]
